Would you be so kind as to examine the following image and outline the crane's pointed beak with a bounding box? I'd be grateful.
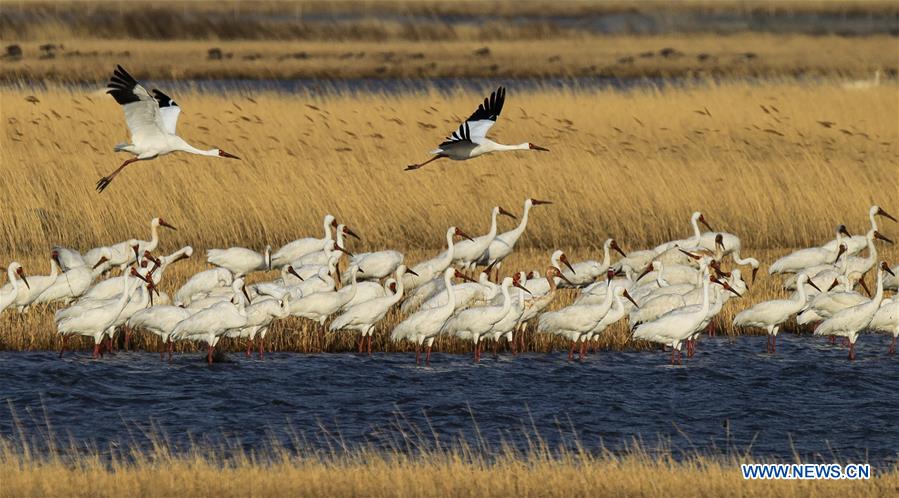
[287,266,304,281]
[528,143,549,151]
[623,290,639,308]
[405,268,419,277]
[514,281,533,295]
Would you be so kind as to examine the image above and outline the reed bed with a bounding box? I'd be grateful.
[0,80,897,353]
[4,0,897,41]
[2,432,898,498]
[1,35,894,82]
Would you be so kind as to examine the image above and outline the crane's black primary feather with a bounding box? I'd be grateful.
[152,89,178,108]
[465,86,505,122]
[439,87,505,145]
[106,65,141,105]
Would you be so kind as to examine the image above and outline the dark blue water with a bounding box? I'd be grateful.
[3,334,898,466]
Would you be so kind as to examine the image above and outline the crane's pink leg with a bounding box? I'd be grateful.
[207,344,214,364]
[358,335,364,354]
[59,335,68,359]
[96,157,139,193]
[168,340,174,362]
[258,338,265,360]
[404,155,444,171]
[92,343,101,359]
[426,345,432,366]
[579,341,586,360]
[848,342,856,361]
[890,336,896,355]
[568,341,575,361]
[245,339,253,358]
[415,345,421,366]
[367,335,373,356]
[124,327,131,351]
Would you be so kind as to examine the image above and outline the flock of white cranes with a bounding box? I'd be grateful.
[1,203,895,365]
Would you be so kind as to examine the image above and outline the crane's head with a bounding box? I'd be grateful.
[453,227,474,242]
[557,252,576,274]
[875,206,897,222]
[715,233,725,251]
[286,266,305,281]
[697,213,713,231]
[157,218,177,230]
[837,225,851,238]
[215,148,240,159]
[92,256,109,270]
[873,230,894,245]
[882,261,896,276]
[16,265,29,289]
[548,266,574,287]
[609,239,626,257]
[341,225,361,241]
[529,198,553,206]
[528,143,549,151]
[498,206,517,219]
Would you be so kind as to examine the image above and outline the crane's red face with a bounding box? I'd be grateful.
[610,240,626,257]
[498,207,517,219]
[874,231,894,244]
[16,267,29,289]
[217,149,240,159]
[882,262,896,276]
[454,228,474,242]
[92,256,109,270]
[550,266,574,287]
[158,218,177,230]
[698,214,713,231]
[558,254,576,274]
[342,226,361,240]
[838,225,851,237]
[622,289,639,307]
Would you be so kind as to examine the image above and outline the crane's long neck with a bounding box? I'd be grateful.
[499,283,512,316]
[690,215,702,242]
[441,273,456,317]
[148,223,159,249]
[6,265,19,294]
[700,280,712,314]
[440,231,455,268]
[487,211,499,238]
[795,279,810,305]
[336,230,345,249]
[873,268,885,305]
[487,141,530,152]
[601,240,612,268]
[863,233,877,265]
[869,209,879,233]
[324,218,334,240]
[509,203,531,240]
[49,259,59,278]
[178,142,219,157]
[390,277,406,305]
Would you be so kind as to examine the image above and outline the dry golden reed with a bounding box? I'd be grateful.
[1,35,894,82]
[0,80,897,354]
[2,436,898,498]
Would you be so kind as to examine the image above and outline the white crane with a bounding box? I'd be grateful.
[390,268,464,365]
[56,272,145,358]
[842,230,892,294]
[3,256,59,313]
[478,198,552,275]
[653,212,715,254]
[696,231,760,283]
[821,205,895,256]
[207,245,272,278]
[342,248,403,283]
[539,284,635,361]
[452,206,516,270]
[97,65,239,192]
[442,277,525,362]
[403,227,473,291]
[559,239,627,288]
[289,268,362,325]
[768,226,849,274]
[331,266,414,355]
[171,279,250,364]
[405,87,548,171]
[868,296,898,355]
[224,294,291,359]
[127,305,195,361]
[522,250,577,295]
[814,262,894,360]
[0,263,29,314]
[515,267,572,343]
[632,276,716,365]
[173,268,233,306]
[733,273,820,353]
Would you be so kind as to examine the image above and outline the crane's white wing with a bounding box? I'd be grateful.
[151,89,181,135]
[106,65,167,144]
[440,86,505,146]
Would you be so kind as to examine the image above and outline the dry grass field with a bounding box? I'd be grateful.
[1,35,895,82]
[2,436,898,498]
[0,80,897,354]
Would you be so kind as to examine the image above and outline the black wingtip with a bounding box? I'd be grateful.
[107,65,141,105]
